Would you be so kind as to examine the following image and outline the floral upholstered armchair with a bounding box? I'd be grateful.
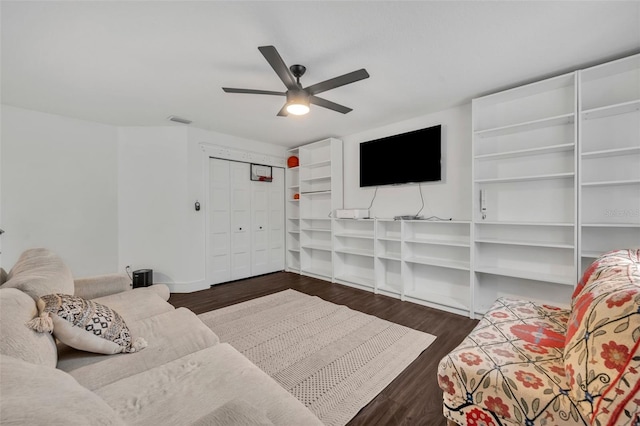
[438,249,640,426]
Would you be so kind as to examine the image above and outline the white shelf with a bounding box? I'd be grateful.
[377,253,401,261]
[300,175,331,183]
[404,289,469,312]
[476,221,574,227]
[302,267,332,279]
[582,146,640,159]
[475,266,575,286]
[474,113,575,138]
[334,232,374,240]
[335,274,375,288]
[474,143,574,161]
[301,227,332,233]
[335,248,375,258]
[301,244,332,252]
[377,236,401,242]
[287,230,300,234]
[475,172,574,184]
[404,256,470,271]
[582,99,640,120]
[582,179,640,187]
[301,217,332,221]
[405,236,469,247]
[301,159,331,169]
[377,282,403,295]
[582,223,640,228]
[300,190,332,195]
[287,248,300,253]
[475,238,573,249]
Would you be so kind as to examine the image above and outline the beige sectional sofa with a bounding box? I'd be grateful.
[0,248,322,425]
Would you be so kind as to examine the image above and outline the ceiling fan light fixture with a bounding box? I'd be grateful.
[285,91,310,115]
[286,102,310,115]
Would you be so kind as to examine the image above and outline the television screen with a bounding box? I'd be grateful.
[359,125,441,187]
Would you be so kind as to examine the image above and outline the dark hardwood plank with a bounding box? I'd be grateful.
[168,271,479,426]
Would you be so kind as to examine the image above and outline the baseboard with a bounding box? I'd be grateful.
[161,279,209,293]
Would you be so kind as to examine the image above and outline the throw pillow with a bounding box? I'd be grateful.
[27,294,147,355]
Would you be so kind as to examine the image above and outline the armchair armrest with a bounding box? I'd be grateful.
[74,273,132,300]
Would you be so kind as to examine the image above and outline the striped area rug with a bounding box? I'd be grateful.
[197,289,436,426]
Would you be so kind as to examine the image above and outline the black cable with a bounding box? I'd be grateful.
[414,183,425,217]
[368,186,379,211]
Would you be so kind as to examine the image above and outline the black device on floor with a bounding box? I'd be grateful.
[132,269,153,288]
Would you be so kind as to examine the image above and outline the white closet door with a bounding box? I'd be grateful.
[251,181,269,275]
[268,167,285,272]
[208,159,231,284]
[230,161,252,280]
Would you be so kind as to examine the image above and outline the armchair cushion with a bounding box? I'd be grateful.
[438,297,587,425]
[564,249,640,425]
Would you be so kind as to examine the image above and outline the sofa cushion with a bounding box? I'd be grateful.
[438,297,587,425]
[92,285,174,323]
[2,248,74,300]
[30,293,147,355]
[0,288,57,367]
[192,399,274,426]
[58,307,220,390]
[564,251,640,425]
[95,343,323,426]
[0,354,124,425]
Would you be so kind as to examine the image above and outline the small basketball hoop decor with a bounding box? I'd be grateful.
[250,164,273,182]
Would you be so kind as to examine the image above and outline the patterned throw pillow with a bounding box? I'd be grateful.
[27,294,147,355]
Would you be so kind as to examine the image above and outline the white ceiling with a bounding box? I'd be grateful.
[2,1,639,148]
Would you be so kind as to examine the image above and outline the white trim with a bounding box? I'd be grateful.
[161,279,209,293]
[199,142,286,168]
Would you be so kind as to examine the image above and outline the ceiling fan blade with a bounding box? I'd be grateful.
[309,96,352,114]
[305,69,369,96]
[277,104,289,117]
[222,87,285,96]
[258,45,298,91]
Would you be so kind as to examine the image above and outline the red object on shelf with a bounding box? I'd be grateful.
[293,193,300,200]
[287,156,299,168]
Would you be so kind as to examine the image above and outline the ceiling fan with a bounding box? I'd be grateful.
[222,45,369,116]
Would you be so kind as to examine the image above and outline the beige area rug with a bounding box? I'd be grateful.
[197,289,436,426]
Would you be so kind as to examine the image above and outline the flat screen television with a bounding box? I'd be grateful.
[359,124,441,187]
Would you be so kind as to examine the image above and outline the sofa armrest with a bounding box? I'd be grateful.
[74,273,132,300]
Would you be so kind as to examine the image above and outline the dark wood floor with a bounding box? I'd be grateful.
[169,271,478,426]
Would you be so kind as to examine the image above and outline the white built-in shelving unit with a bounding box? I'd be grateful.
[298,138,343,281]
[401,220,472,316]
[578,53,640,274]
[332,218,472,317]
[333,218,375,289]
[283,53,639,320]
[285,147,301,273]
[472,72,578,315]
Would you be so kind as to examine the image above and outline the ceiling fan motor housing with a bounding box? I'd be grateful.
[290,64,307,81]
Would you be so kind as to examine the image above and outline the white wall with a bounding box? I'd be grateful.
[0,105,119,276]
[342,104,472,220]
[117,125,286,292]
